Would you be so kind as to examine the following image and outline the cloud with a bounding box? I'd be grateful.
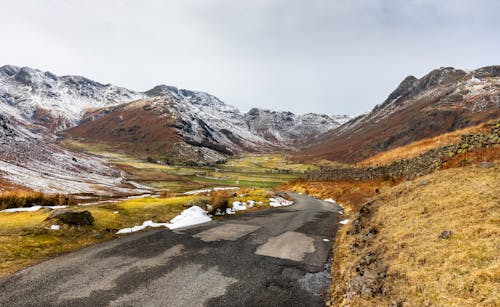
[1,0,498,115]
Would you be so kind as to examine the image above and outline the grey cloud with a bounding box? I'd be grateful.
[0,0,498,115]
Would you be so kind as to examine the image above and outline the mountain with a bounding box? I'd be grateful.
[244,108,344,145]
[297,66,500,163]
[0,65,347,192]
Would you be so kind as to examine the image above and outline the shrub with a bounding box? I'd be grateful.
[209,190,233,213]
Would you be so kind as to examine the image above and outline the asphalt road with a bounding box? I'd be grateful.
[0,193,341,307]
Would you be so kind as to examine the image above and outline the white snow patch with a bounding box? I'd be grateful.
[116,220,170,234]
[1,205,68,212]
[324,198,336,204]
[116,206,212,234]
[183,187,238,195]
[2,205,43,212]
[322,238,330,242]
[269,197,294,207]
[50,225,60,230]
[232,201,247,211]
[339,219,349,225]
[166,206,212,229]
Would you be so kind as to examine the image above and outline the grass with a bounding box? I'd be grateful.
[0,191,77,210]
[0,195,196,277]
[330,162,499,306]
[282,179,394,211]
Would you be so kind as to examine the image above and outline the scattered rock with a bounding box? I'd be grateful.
[418,179,428,186]
[48,209,94,226]
[439,230,453,239]
[478,161,495,168]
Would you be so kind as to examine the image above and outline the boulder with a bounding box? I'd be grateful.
[49,209,94,226]
[439,230,453,240]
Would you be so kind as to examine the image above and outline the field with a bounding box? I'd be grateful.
[62,139,315,193]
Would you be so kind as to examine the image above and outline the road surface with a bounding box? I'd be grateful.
[0,193,341,306]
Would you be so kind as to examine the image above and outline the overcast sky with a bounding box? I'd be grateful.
[1,0,499,115]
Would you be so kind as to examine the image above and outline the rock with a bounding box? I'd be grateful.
[439,230,453,239]
[92,233,104,239]
[48,209,94,226]
[418,179,428,186]
[478,161,495,168]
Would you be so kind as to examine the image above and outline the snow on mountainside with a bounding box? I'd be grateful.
[0,64,347,192]
[244,108,343,145]
[0,65,143,131]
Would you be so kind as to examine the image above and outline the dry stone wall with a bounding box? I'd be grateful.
[307,120,500,181]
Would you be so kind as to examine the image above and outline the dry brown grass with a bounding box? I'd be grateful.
[282,179,395,211]
[332,162,500,306]
[0,190,77,210]
[209,190,234,213]
[358,123,490,167]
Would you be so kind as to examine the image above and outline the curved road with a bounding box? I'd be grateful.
[0,193,341,307]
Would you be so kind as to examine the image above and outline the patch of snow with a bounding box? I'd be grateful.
[183,187,238,195]
[339,219,349,225]
[116,220,170,234]
[232,201,247,211]
[1,205,42,212]
[322,238,330,242]
[225,208,235,215]
[50,225,60,230]
[269,197,294,207]
[166,206,212,229]
[324,198,336,204]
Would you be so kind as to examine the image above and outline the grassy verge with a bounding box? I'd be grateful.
[330,163,499,306]
[0,195,197,277]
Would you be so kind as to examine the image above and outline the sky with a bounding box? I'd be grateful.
[1,0,499,115]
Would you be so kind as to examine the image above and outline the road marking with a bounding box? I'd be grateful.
[193,223,261,242]
[255,231,315,261]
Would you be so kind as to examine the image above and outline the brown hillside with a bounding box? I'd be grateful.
[297,66,500,163]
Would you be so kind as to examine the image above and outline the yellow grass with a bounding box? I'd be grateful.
[0,196,194,277]
[358,123,489,166]
[332,162,499,306]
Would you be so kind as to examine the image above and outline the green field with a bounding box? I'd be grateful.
[62,140,315,193]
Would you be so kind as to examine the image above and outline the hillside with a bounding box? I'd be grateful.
[0,65,347,192]
[298,66,500,163]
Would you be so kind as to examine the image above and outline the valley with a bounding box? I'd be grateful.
[0,64,498,306]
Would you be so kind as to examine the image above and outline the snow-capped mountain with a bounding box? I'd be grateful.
[244,108,343,145]
[299,66,500,163]
[0,65,142,131]
[0,65,348,192]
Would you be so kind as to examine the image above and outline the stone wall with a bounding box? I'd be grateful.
[307,120,500,181]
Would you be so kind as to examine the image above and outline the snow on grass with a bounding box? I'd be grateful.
[324,198,336,203]
[50,225,60,230]
[269,197,294,207]
[232,201,247,211]
[183,187,238,195]
[116,205,212,234]
[166,206,212,229]
[116,220,170,234]
[339,219,349,225]
[1,205,68,213]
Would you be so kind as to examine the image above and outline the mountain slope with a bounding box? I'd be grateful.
[298,66,500,163]
[0,65,347,191]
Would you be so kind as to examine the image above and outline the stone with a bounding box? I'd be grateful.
[439,230,452,239]
[478,161,495,168]
[48,209,94,226]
